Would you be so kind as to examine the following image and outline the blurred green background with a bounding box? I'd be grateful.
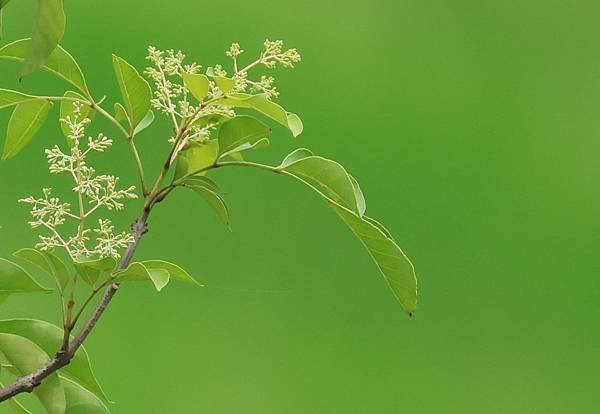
[1,0,599,412]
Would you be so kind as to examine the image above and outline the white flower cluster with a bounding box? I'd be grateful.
[143,39,301,144]
[19,103,137,260]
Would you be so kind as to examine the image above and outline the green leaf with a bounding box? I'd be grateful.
[74,257,117,286]
[280,155,362,216]
[61,376,110,414]
[142,260,200,285]
[0,258,51,294]
[0,39,90,96]
[59,91,94,141]
[185,184,231,230]
[192,113,231,129]
[133,110,154,136]
[112,54,151,130]
[174,140,219,180]
[181,176,220,192]
[219,137,270,160]
[13,248,69,292]
[183,73,209,101]
[0,89,39,109]
[349,175,366,217]
[217,115,270,156]
[0,333,65,414]
[112,262,169,292]
[9,396,32,414]
[0,319,109,402]
[113,102,129,123]
[217,93,303,137]
[214,76,236,94]
[279,147,313,168]
[2,99,53,160]
[21,0,66,78]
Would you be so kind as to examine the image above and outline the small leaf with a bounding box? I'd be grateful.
[0,89,39,109]
[280,156,362,216]
[192,113,231,129]
[74,257,117,286]
[112,262,169,292]
[217,93,302,137]
[217,115,270,156]
[181,176,220,192]
[183,73,209,101]
[0,333,65,414]
[60,91,94,141]
[142,260,201,285]
[133,110,154,136]
[185,184,231,230]
[9,396,32,414]
[0,319,108,401]
[21,0,66,78]
[174,140,219,180]
[279,148,313,168]
[0,39,90,96]
[349,175,366,217]
[219,137,270,160]
[61,376,110,414]
[214,76,236,94]
[112,54,152,130]
[0,258,51,294]
[2,99,53,160]
[113,102,129,123]
[13,248,69,292]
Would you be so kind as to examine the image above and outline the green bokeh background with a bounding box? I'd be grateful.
[1,1,599,412]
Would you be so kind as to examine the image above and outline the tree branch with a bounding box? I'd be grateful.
[0,211,150,403]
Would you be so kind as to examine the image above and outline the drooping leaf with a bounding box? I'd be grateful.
[61,376,110,414]
[214,76,236,94]
[13,248,69,292]
[216,93,303,137]
[0,258,51,294]
[219,137,270,160]
[112,262,169,292]
[363,216,395,241]
[2,99,53,160]
[21,0,66,78]
[280,156,362,216]
[133,110,154,136]
[113,102,129,124]
[0,319,109,401]
[0,39,90,96]
[142,260,200,285]
[174,140,219,180]
[0,89,39,109]
[217,115,270,156]
[112,54,151,130]
[74,257,117,286]
[181,176,220,192]
[59,91,94,141]
[182,73,209,101]
[0,333,65,414]
[185,184,231,230]
[279,147,313,168]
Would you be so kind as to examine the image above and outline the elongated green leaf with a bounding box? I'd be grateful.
[217,93,303,137]
[349,175,366,217]
[112,262,169,291]
[0,333,65,414]
[280,156,361,216]
[185,184,231,230]
[174,140,219,180]
[0,39,90,96]
[22,0,66,78]
[0,319,108,401]
[0,89,39,109]
[112,54,151,129]
[181,176,220,192]
[74,257,117,286]
[9,396,32,414]
[183,73,209,101]
[214,76,236,94]
[142,260,200,285]
[2,99,53,160]
[219,137,270,160]
[192,113,231,129]
[61,376,110,414]
[0,258,51,294]
[133,110,154,136]
[218,115,270,156]
[279,147,313,168]
[13,248,69,292]
[113,102,129,123]
[60,91,94,141]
